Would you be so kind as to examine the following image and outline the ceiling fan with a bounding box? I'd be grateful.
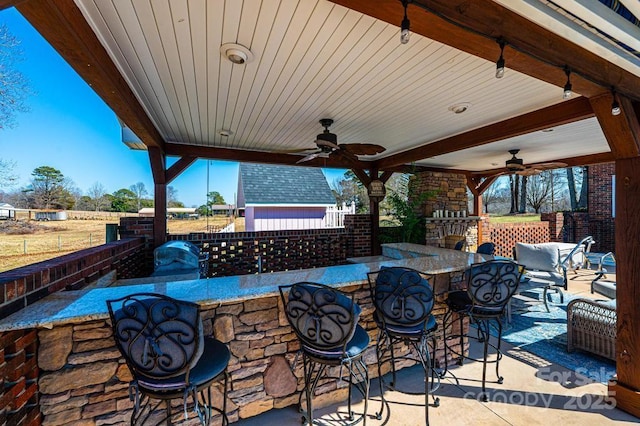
[283,119,386,163]
[503,149,568,176]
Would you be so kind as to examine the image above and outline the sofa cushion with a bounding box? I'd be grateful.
[515,242,560,272]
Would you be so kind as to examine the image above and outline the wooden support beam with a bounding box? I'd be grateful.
[148,147,166,185]
[376,97,594,169]
[165,143,368,170]
[166,156,197,184]
[153,183,167,247]
[590,93,640,159]
[610,156,640,417]
[330,0,640,99]
[17,0,165,149]
[379,170,394,183]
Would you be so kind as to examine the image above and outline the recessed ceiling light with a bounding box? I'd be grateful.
[448,102,472,114]
[220,43,253,65]
[219,129,233,137]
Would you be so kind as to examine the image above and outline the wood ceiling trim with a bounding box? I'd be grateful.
[590,93,640,159]
[164,143,368,170]
[329,0,640,100]
[16,0,165,150]
[376,97,594,169]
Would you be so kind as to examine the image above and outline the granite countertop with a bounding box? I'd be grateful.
[0,243,492,332]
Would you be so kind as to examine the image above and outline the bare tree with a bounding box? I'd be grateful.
[129,182,148,211]
[481,178,509,214]
[566,166,587,211]
[87,182,108,211]
[526,172,553,213]
[0,158,18,190]
[0,25,32,130]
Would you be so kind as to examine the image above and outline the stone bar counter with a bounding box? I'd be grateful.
[0,243,490,425]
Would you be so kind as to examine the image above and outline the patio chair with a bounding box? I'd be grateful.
[514,236,594,311]
[442,260,523,401]
[279,282,370,426]
[476,242,496,255]
[591,252,616,299]
[367,267,440,425]
[106,293,230,425]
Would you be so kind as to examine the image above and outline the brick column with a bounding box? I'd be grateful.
[344,214,372,257]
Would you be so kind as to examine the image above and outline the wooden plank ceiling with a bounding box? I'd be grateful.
[12,0,640,173]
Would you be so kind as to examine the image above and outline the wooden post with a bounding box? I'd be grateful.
[608,156,640,417]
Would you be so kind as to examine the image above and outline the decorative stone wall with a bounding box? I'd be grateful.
[34,284,463,425]
[409,171,469,217]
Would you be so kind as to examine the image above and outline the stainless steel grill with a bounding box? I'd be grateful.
[152,241,208,278]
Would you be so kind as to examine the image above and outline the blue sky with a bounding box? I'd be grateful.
[0,8,346,208]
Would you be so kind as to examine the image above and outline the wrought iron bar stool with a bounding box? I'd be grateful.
[107,293,230,425]
[367,267,440,425]
[279,282,370,425]
[441,260,523,401]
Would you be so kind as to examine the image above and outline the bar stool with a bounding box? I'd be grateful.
[441,260,522,401]
[279,282,370,425]
[107,293,230,425]
[367,267,440,425]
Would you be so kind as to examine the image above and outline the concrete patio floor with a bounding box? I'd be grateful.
[236,269,635,425]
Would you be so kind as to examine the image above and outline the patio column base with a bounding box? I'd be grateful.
[609,379,640,418]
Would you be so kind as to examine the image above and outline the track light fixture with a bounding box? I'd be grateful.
[563,66,572,99]
[611,88,621,116]
[400,0,411,44]
[495,39,506,79]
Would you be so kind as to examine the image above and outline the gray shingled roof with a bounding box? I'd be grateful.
[239,163,336,205]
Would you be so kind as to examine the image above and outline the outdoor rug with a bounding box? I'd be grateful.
[499,287,616,383]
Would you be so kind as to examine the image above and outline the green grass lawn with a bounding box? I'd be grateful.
[489,213,541,223]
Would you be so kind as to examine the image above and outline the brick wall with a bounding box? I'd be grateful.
[118,214,375,277]
[0,329,39,426]
[344,214,373,257]
[542,212,564,242]
[486,222,550,258]
[34,284,463,425]
[587,163,615,253]
[0,238,146,321]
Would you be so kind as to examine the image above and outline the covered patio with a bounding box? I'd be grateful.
[2,0,640,422]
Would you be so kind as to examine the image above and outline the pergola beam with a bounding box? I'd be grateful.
[376,97,594,169]
[164,143,369,170]
[16,0,165,150]
[590,93,640,159]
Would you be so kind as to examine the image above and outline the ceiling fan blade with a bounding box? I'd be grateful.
[532,161,568,169]
[339,143,386,156]
[517,168,542,176]
[315,139,340,150]
[296,152,320,163]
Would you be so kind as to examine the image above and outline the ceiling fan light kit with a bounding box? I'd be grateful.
[506,149,525,171]
[293,118,386,163]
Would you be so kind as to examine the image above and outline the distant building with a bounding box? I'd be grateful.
[139,207,198,219]
[237,163,336,231]
[209,204,236,216]
[0,203,15,220]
